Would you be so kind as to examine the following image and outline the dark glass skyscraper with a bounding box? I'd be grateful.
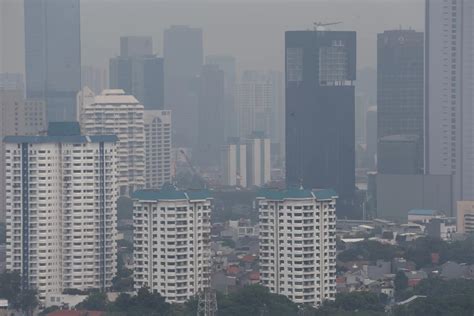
[110,36,164,110]
[285,30,356,214]
[24,0,81,122]
[377,29,424,174]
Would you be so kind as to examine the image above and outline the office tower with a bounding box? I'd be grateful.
[144,110,172,189]
[222,137,247,187]
[378,135,421,174]
[0,89,46,222]
[257,188,337,306]
[285,30,356,212]
[4,122,118,299]
[247,132,271,187]
[164,25,203,147]
[81,89,145,195]
[377,29,424,174]
[81,66,108,95]
[197,64,225,167]
[132,186,212,303]
[365,106,377,170]
[24,0,81,122]
[205,55,238,139]
[457,201,474,234]
[120,36,152,57]
[110,36,164,110]
[426,0,474,202]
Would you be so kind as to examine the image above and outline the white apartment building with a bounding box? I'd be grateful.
[81,89,145,195]
[457,201,474,234]
[133,186,212,303]
[144,110,172,189]
[222,137,247,187]
[247,133,271,187]
[0,88,46,222]
[4,122,118,300]
[257,188,337,307]
[426,0,474,204]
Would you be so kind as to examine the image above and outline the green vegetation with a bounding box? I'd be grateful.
[338,236,474,269]
[0,271,38,315]
[393,278,474,316]
[337,240,401,262]
[217,285,299,316]
[313,292,387,316]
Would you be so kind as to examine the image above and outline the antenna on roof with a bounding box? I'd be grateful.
[313,21,342,31]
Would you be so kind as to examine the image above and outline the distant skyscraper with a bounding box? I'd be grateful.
[205,55,237,139]
[0,73,24,91]
[247,132,271,187]
[285,30,356,213]
[81,66,108,95]
[81,89,145,195]
[110,36,164,110]
[366,106,377,170]
[24,0,81,122]
[222,137,247,187]
[164,25,203,147]
[5,122,117,299]
[197,64,225,167]
[144,110,172,189]
[377,29,424,174]
[257,188,337,306]
[133,186,212,303]
[426,0,474,202]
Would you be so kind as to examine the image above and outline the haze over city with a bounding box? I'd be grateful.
[1,0,474,315]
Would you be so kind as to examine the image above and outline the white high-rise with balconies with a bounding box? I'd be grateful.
[247,132,271,187]
[222,137,247,187]
[257,188,337,307]
[144,110,172,189]
[132,186,212,303]
[4,122,118,300]
[81,89,145,195]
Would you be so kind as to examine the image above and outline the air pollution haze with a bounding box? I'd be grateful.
[1,0,423,74]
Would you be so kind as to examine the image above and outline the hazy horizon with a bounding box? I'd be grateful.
[1,0,424,76]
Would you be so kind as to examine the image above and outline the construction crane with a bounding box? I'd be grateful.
[178,149,209,189]
[313,21,342,31]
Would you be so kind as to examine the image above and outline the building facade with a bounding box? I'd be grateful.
[257,188,337,307]
[132,187,212,303]
[24,0,81,122]
[81,89,145,195]
[425,0,474,202]
[144,110,172,189]
[285,30,356,214]
[457,201,474,234]
[0,89,46,222]
[164,25,203,147]
[110,36,164,110]
[377,29,424,174]
[222,138,247,187]
[196,64,225,167]
[4,122,118,300]
[247,132,271,187]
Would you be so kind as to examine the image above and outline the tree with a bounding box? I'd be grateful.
[394,271,408,293]
[76,291,108,311]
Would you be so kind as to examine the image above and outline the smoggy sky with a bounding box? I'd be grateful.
[1,0,424,75]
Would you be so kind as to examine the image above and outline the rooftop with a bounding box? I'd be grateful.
[4,122,118,144]
[256,187,338,201]
[408,209,442,216]
[132,185,212,201]
[94,89,141,105]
